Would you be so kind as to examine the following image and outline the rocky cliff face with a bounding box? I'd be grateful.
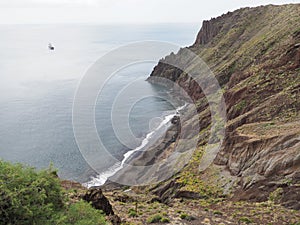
[194,15,229,45]
[148,4,300,207]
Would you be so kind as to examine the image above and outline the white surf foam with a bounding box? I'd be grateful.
[84,103,187,188]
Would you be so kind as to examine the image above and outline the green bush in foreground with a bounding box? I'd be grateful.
[0,160,107,225]
[0,160,64,225]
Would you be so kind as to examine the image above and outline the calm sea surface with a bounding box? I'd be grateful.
[0,24,199,182]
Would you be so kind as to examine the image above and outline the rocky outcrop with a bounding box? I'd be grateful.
[234,174,300,210]
[194,18,225,45]
[83,187,114,215]
[83,188,122,224]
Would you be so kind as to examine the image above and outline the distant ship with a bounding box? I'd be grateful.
[48,43,55,50]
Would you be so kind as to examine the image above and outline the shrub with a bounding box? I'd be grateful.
[128,208,137,217]
[0,160,107,225]
[160,217,170,223]
[56,200,107,225]
[180,213,188,219]
[180,213,196,221]
[268,188,283,203]
[0,160,64,225]
[147,214,170,223]
[147,214,162,223]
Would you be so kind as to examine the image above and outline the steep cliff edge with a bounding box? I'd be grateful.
[148,4,300,208]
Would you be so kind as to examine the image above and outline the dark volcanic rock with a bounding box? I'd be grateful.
[83,187,114,215]
[171,115,180,124]
[152,180,183,204]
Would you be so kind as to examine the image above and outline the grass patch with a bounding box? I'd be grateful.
[147,214,170,223]
[128,208,137,217]
[239,216,253,224]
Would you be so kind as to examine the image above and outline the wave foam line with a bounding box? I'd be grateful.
[84,103,187,188]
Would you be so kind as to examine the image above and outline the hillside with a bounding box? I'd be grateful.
[147,3,300,207]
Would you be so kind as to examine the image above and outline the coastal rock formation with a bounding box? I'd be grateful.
[147,4,300,206]
[195,18,226,45]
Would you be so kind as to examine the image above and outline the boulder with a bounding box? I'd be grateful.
[83,187,114,215]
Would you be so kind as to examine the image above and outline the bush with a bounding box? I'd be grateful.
[160,217,170,223]
[268,188,283,203]
[180,213,196,221]
[56,200,107,225]
[0,160,64,225]
[147,214,162,223]
[128,208,137,217]
[0,160,107,225]
[147,214,170,223]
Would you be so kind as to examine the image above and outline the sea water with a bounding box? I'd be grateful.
[0,23,198,183]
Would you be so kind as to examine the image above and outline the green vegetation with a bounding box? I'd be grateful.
[179,213,188,219]
[147,214,169,223]
[160,217,170,223]
[147,214,162,223]
[56,201,107,225]
[239,216,253,224]
[213,210,223,216]
[128,208,138,217]
[268,188,283,203]
[235,100,247,111]
[177,146,223,199]
[180,213,196,221]
[0,160,107,225]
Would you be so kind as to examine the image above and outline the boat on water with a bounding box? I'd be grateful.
[48,43,55,50]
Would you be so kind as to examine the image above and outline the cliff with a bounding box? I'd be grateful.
[148,3,300,209]
[95,5,300,224]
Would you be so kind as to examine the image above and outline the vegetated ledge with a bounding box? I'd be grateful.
[147,3,300,210]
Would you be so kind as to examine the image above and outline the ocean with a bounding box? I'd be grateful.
[0,23,199,184]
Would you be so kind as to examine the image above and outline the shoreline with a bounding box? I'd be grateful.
[84,104,186,188]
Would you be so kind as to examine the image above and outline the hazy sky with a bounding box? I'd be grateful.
[0,0,299,24]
